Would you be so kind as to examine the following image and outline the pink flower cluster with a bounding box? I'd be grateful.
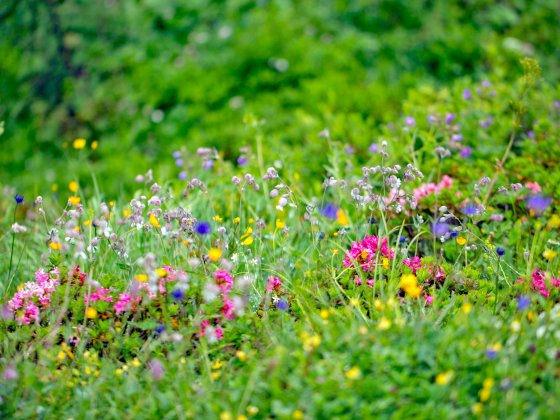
[84,287,113,304]
[214,270,234,293]
[344,235,395,272]
[413,175,453,201]
[403,256,422,273]
[530,269,560,298]
[266,276,282,293]
[198,269,237,340]
[8,268,60,324]
[114,293,141,314]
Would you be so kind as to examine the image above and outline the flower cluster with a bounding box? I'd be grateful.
[7,268,60,324]
[344,235,395,277]
[413,175,453,202]
[528,269,560,298]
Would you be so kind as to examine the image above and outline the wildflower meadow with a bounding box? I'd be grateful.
[1,1,560,418]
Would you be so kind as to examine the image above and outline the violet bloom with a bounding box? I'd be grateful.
[237,156,248,165]
[462,89,472,100]
[445,113,455,124]
[277,300,289,311]
[461,202,479,216]
[460,147,472,159]
[405,116,415,127]
[203,160,214,170]
[195,221,211,235]
[368,143,378,153]
[432,222,450,237]
[175,159,184,167]
[451,134,463,142]
[526,195,552,216]
[517,295,530,311]
[486,348,498,359]
[427,115,437,125]
[178,171,187,180]
[320,203,339,220]
[171,289,184,300]
[14,194,23,204]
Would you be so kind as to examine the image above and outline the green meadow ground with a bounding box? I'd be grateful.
[1,1,560,418]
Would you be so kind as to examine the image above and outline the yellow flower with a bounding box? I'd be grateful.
[547,214,560,229]
[219,412,232,420]
[292,410,304,420]
[84,219,92,226]
[129,358,141,368]
[91,140,98,150]
[242,236,254,245]
[72,138,86,149]
[212,360,224,370]
[345,366,362,380]
[483,378,494,389]
[68,196,81,206]
[135,274,148,283]
[276,219,285,229]
[233,217,240,224]
[208,248,223,261]
[456,237,467,245]
[382,257,389,269]
[336,209,349,226]
[479,387,491,402]
[376,317,391,331]
[236,351,247,362]
[156,268,167,277]
[543,249,557,260]
[123,209,132,218]
[149,213,160,228]
[462,303,473,314]
[51,183,58,192]
[399,274,417,290]
[405,285,422,298]
[319,309,330,319]
[241,226,252,238]
[471,403,483,415]
[248,218,254,224]
[247,406,259,416]
[213,215,223,223]
[68,181,79,193]
[331,248,338,255]
[435,370,454,385]
[85,307,98,319]
[49,241,62,251]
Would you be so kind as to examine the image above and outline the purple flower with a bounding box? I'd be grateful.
[172,151,181,159]
[237,156,248,165]
[432,222,450,237]
[460,147,472,159]
[195,221,211,235]
[486,349,498,359]
[517,295,530,312]
[203,160,215,170]
[427,115,437,125]
[526,195,552,216]
[368,143,378,153]
[445,113,455,124]
[461,202,479,216]
[175,159,184,167]
[171,289,184,300]
[320,203,338,220]
[277,300,289,311]
[149,359,165,381]
[451,134,463,142]
[462,89,472,100]
[405,116,416,127]
[178,171,187,180]
[553,100,560,109]
[344,145,355,155]
[14,194,23,204]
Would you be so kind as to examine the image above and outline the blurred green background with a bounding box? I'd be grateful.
[1,0,559,196]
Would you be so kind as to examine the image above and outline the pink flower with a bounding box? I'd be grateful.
[531,269,549,298]
[525,182,542,193]
[221,296,235,320]
[424,295,434,305]
[344,235,394,273]
[266,276,283,293]
[213,270,234,293]
[403,256,422,274]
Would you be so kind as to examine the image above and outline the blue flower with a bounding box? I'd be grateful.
[486,349,498,359]
[461,202,478,216]
[14,194,23,204]
[517,295,530,312]
[526,195,552,216]
[496,247,505,256]
[155,324,166,334]
[320,203,338,220]
[195,221,211,235]
[432,222,450,237]
[277,300,289,311]
[171,289,184,300]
